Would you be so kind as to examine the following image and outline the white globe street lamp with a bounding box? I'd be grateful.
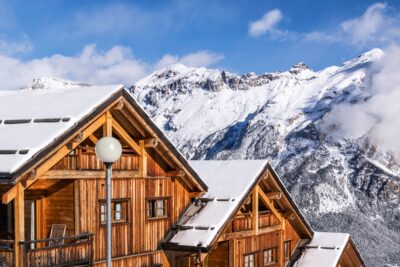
[95,137,122,267]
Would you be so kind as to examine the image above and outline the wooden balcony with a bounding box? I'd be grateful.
[232,212,280,232]
[19,233,93,267]
[0,239,15,266]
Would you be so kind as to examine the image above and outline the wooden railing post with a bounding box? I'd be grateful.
[14,183,25,267]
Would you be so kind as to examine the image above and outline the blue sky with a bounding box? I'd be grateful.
[0,0,400,89]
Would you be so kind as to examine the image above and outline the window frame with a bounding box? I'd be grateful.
[263,247,278,266]
[146,197,170,220]
[244,252,257,267]
[284,240,292,260]
[99,198,130,225]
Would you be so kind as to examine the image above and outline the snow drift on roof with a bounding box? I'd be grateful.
[0,84,123,174]
[168,160,267,248]
[294,232,350,267]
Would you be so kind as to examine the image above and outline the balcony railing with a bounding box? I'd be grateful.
[20,233,93,267]
[0,239,14,266]
[232,212,280,232]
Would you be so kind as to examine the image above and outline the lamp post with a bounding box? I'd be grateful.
[95,137,122,267]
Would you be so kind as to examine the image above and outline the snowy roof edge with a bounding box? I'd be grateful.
[0,86,124,180]
[1,87,208,192]
[162,161,267,252]
[162,162,314,252]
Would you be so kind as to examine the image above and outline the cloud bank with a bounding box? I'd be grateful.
[306,3,400,47]
[0,44,223,90]
[320,45,400,153]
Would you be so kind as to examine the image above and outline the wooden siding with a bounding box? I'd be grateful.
[94,250,169,267]
[207,241,229,267]
[0,247,14,266]
[42,182,75,237]
[338,241,364,267]
[235,231,281,267]
[78,176,190,262]
[283,219,301,263]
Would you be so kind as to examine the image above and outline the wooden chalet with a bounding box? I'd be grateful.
[0,85,364,267]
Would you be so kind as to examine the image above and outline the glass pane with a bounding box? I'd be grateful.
[157,200,164,209]
[115,203,122,212]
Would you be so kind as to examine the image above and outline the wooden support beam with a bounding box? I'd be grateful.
[143,138,159,148]
[165,170,185,177]
[40,170,141,179]
[139,140,147,177]
[14,183,24,267]
[104,111,112,137]
[112,118,142,155]
[280,220,286,267]
[189,191,204,198]
[119,108,147,137]
[257,185,283,223]
[113,99,124,110]
[283,211,296,220]
[266,191,281,200]
[88,134,98,145]
[253,188,259,235]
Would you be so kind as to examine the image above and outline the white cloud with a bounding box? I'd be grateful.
[155,51,224,69]
[0,45,223,90]
[0,38,32,55]
[305,2,400,47]
[249,9,283,37]
[320,45,400,154]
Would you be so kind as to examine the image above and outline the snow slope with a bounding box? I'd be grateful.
[130,48,399,266]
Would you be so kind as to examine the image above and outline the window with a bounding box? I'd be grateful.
[146,198,169,218]
[244,253,256,267]
[284,240,292,260]
[264,248,277,266]
[99,199,129,224]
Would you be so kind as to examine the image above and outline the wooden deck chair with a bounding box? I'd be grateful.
[49,224,66,247]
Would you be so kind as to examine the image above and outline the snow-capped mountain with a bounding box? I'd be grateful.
[130,48,399,266]
[24,48,399,266]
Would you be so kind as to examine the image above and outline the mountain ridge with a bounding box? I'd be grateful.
[23,48,399,266]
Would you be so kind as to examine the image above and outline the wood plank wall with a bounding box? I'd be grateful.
[42,183,75,237]
[94,250,170,267]
[234,232,281,267]
[75,152,191,262]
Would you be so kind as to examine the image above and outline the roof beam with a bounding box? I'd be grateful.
[112,118,142,155]
[143,138,159,148]
[257,185,283,223]
[266,191,281,200]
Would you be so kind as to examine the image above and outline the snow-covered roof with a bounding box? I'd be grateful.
[294,232,350,267]
[0,85,123,174]
[167,160,267,248]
